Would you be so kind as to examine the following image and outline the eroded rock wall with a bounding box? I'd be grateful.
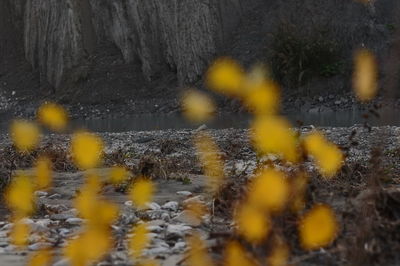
[16,0,250,89]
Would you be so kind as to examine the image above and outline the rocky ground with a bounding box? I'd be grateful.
[0,126,399,265]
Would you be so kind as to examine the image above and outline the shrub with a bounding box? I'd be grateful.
[269,23,342,88]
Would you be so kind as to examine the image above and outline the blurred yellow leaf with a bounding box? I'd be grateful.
[71,131,104,169]
[194,132,225,194]
[110,166,129,184]
[28,249,52,266]
[186,233,214,266]
[138,259,160,266]
[35,156,52,190]
[182,89,215,123]
[184,200,207,226]
[243,76,280,115]
[10,218,30,247]
[235,204,270,243]
[65,229,111,266]
[129,179,154,209]
[223,241,256,266]
[248,168,289,212]
[251,116,298,162]
[6,175,35,216]
[290,172,309,212]
[267,237,289,266]
[299,204,338,250]
[353,49,378,102]
[37,102,68,131]
[130,222,150,258]
[206,58,244,96]
[10,120,40,152]
[304,132,343,177]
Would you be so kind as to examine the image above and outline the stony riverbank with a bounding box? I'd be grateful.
[0,126,399,265]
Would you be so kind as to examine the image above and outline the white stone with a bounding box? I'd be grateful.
[166,224,191,238]
[28,242,52,251]
[176,191,192,196]
[147,225,163,233]
[162,201,179,212]
[34,191,48,197]
[146,202,161,210]
[66,218,84,225]
[124,201,133,206]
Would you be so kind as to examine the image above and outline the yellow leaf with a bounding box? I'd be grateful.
[223,241,256,266]
[6,175,35,216]
[28,249,52,266]
[138,259,160,266]
[290,172,309,212]
[130,223,150,258]
[129,179,155,209]
[184,200,208,226]
[267,237,289,266]
[251,116,298,162]
[206,58,244,96]
[37,102,68,131]
[65,229,112,266]
[71,131,104,169]
[186,233,214,266]
[194,132,225,194]
[109,166,130,184]
[248,168,290,212]
[235,204,270,243]
[243,71,280,115]
[35,156,52,189]
[299,204,338,250]
[303,132,343,177]
[353,49,378,102]
[10,120,40,152]
[182,89,215,123]
[10,218,30,247]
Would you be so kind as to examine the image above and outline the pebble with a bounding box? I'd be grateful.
[34,191,48,197]
[162,201,179,212]
[124,200,133,206]
[183,195,204,205]
[53,259,70,266]
[166,224,191,238]
[172,241,186,252]
[148,219,165,227]
[48,193,62,199]
[146,202,161,210]
[28,242,52,251]
[65,218,84,226]
[147,225,163,233]
[144,246,170,256]
[176,191,192,196]
[173,210,202,226]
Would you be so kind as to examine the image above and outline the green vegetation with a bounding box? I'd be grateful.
[269,24,343,88]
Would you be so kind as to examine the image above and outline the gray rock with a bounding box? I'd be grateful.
[65,218,84,226]
[28,242,52,251]
[34,191,48,197]
[147,225,163,233]
[173,210,202,226]
[146,202,161,210]
[53,258,70,266]
[162,201,179,212]
[166,224,192,238]
[176,191,192,196]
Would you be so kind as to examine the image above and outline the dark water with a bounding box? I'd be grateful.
[0,107,397,133]
[69,107,398,132]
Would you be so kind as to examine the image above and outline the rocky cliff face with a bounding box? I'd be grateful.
[7,0,252,90]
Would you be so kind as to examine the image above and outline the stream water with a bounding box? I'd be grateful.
[69,107,398,132]
[0,107,397,133]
